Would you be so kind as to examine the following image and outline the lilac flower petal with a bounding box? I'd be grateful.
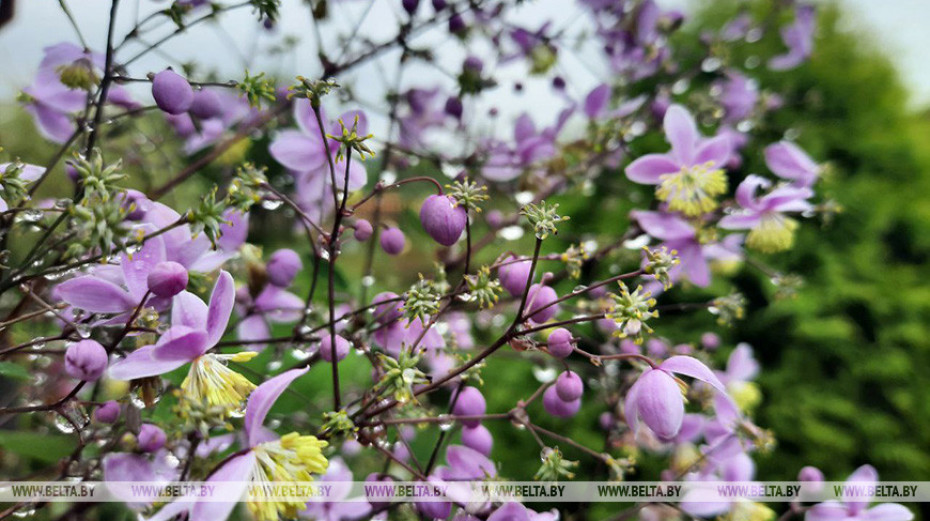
[191,452,257,521]
[255,287,304,323]
[718,214,761,230]
[25,102,75,143]
[659,355,727,393]
[805,502,849,521]
[294,98,325,137]
[693,134,731,167]
[720,452,755,482]
[862,505,914,521]
[237,315,270,349]
[727,343,759,382]
[765,141,818,186]
[631,210,695,241]
[151,326,208,362]
[217,210,249,252]
[635,368,685,440]
[625,154,680,184]
[664,105,699,164]
[488,502,531,521]
[584,84,611,118]
[269,130,325,172]
[244,367,308,447]
[845,465,879,514]
[735,175,771,210]
[205,271,235,347]
[678,242,710,287]
[172,291,209,330]
[623,373,645,433]
[57,276,135,313]
[444,445,497,480]
[121,231,167,302]
[108,345,189,381]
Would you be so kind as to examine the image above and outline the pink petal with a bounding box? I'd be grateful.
[191,452,257,521]
[151,326,208,362]
[631,210,695,241]
[269,130,325,172]
[172,291,208,330]
[635,369,685,440]
[623,372,645,433]
[205,271,235,347]
[625,154,680,184]
[805,502,849,521]
[57,276,135,314]
[121,230,167,302]
[660,356,727,392]
[108,344,188,381]
[664,104,699,164]
[693,134,731,167]
[244,367,308,447]
[862,505,914,521]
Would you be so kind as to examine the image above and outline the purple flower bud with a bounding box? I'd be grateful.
[497,256,532,297]
[119,189,149,220]
[419,194,467,246]
[431,0,447,11]
[701,332,721,350]
[64,340,107,381]
[65,163,79,183]
[542,386,581,418]
[485,209,504,228]
[444,96,463,119]
[146,261,188,297]
[365,474,394,509]
[463,56,484,73]
[354,219,373,241]
[452,386,486,426]
[526,284,559,323]
[599,412,615,431]
[266,248,302,287]
[372,292,403,324]
[555,371,583,401]
[151,69,194,115]
[552,76,566,90]
[188,89,223,119]
[417,498,452,520]
[402,0,419,15]
[137,424,166,452]
[461,424,493,456]
[319,334,350,363]
[799,466,824,482]
[94,401,120,424]
[547,328,574,358]
[448,13,466,34]
[380,227,406,255]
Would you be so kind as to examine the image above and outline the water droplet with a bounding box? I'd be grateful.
[437,414,454,431]
[361,276,375,287]
[701,57,722,73]
[261,199,283,210]
[672,79,690,95]
[266,360,283,371]
[515,191,534,205]
[532,366,558,383]
[53,414,76,433]
[744,56,761,69]
[498,225,524,241]
[75,324,92,339]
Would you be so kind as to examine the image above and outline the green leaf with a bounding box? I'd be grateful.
[0,361,30,381]
[0,431,76,463]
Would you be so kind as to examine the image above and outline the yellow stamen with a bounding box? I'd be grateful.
[656,162,728,216]
[247,433,329,521]
[180,354,256,414]
[746,214,798,253]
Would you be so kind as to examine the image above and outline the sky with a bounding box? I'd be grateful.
[0,0,928,120]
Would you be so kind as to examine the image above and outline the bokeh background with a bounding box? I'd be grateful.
[1,1,930,519]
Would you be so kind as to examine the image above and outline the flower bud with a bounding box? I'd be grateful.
[461,424,493,456]
[372,292,403,324]
[599,412,615,431]
[542,386,581,418]
[380,227,406,255]
[319,334,350,363]
[444,96,463,119]
[152,69,194,115]
[546,328,574,358]
[701,332,721,350]
[526,283,559,323]
[497,255,532,297]
[266,249,302,287]
[354,219,373,241]
[417,499,452,520]
[64,340,107,381]
[798,466,824,483]
[555,371,584,401]
[94,401,120,424]
[146,261,189,297]
[448,13,466,34]
[189,89,223,120]
[452,386,486,426]
[419,194,467,246]
[402,0,419,15]
[137,424,166,452]
[432,0,447,11]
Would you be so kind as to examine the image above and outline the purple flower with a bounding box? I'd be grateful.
[380,227,406,255]
[481,109,573,182]
[420,194,468,246]
[64,339,108,381]
[145,368,328,521]
[353,219,373,241]
[137,424,167,452]
[716,343,759,387]
[765,141,820,188]
[488,502,558,521]
[555,370,583,401]
[719,175,813,253]
[632,210,712,287]
[371,292,403,324]
[542,385,581,418]
[146,261,189,298]
[109,272,259,413]
[94,400,121,424]
[319,334,350,363]
[806,466,913,521]
[625,104,730,216]
[769,5,816,71]
[546,327,574,358]
[497,255,533,297]
[461,424,493,455]
[300,457,371,521]
[372,317,445,357]
[624,355,727,440]
[265,248,302,287]
[452,386,486,426]
[103,450,178,510]
[189,89,224,119]
[525,283,559,323]
[716,71,758,124]
[0,162,45,211]
[236,285,304,351]
[152,69,194,115]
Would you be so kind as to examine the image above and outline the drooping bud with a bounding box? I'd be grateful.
[354,219,373,241]
[451,386,486,426]
[555,371,583,402]
[701,332,721,350]
[94,401,121,424]
[266,248,302,287]
[137,424,167,452]
[146,261,189,297]
[319,334,350,363]
[525,283,559,323]
[371,292,403,324]
[380,227,406,255]
[546,328,574,358]
[419,194,467,246]
[444,96,463,119]
[402,0,419,15]
[189,89,223,119]
[152,69,194,115]
[64,340,108,381]
[461,424,493,456]
[542,386,581,418]
[497,255,532,297]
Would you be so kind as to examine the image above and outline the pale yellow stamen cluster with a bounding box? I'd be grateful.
[746,214,798,253]
[180,352,258,414]
[247,433,329,521]
[656,162,728,216]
